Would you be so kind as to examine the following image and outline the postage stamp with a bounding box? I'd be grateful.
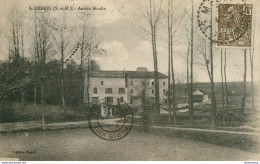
[88,98,133,141]
[197,0,252,47]
[217,4,252,47]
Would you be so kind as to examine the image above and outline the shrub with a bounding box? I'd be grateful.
[0,106,17,123]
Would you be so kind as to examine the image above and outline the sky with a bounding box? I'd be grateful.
[0,0,259,83]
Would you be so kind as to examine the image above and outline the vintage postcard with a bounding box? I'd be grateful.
[0,0,259,162]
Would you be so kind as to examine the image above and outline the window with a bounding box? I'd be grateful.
[101,81,104,85]
[130,98,133,104]
[105,88,112,94]
[152,89,154,94]
[105,97,113,104]
[117,97,123,103]
[131,81,133,85]
[92,97,99,103]
[163,82,166,86]
[131,89,133,94]
[152,81,154,85]
[93,88,97,94]
[119,88,125,94]
[163,89,166,93]
[142,82,146,85]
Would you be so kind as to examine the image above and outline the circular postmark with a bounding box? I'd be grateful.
[197,0,252,47]
[88,97,134,141]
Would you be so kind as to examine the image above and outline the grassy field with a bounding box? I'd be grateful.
[0,93,258,129]
[0,96,259,152]
[159,95,258,127]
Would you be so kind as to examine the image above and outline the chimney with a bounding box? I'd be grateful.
[136,67,148,72]
[125,72,128,87]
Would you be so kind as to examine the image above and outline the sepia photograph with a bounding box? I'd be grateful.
[0,0,259,162]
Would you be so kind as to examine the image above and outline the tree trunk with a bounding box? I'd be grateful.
[241,49,247,115]
[170,36,176,124]
[210,72,217,126]
[61,78,65,111]
[34,85,37,108]
[61,36,66,113]
[171,69,176,123]
[170,0,176,124]
[145,0,162,122]
[41,84,45,130]
[221,49,225,126]
[87,58,90,107]
[21,34,25,112]
[34,84,37,118]
[224,49,229,124]
[149,2,160,118]
[189,0,194,124]
[153,32,160,117]
[20,87,24,111]
[41,54,45,130]
[86,41,92,108]
[210,3,216,126]
[249,50,254,111]
[167,0,171,122]
[80,23,86,110]
[187,42,190,118]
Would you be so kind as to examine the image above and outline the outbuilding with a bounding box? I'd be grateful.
[193,89,209,103]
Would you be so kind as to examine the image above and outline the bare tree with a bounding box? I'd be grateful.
[166,0,185,123]
[32,11,53,130]
[9,8,25,114]
[209,3,217,126]
[198,35,217,126]
[189,0,194,124]
[167,0,172,122]
[170,8,176,124]
[78,14,105,110]
[85,32,93,108]
[144,0,164,119]
[0,8,34,122]
[79,13,90,109]
[33,11,38,111]
[51,13,78,113]
[184,20,196,124]
[60,22,66,113]
[81,34,105,109]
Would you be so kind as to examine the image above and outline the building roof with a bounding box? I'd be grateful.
[90,71,168,78]
[193,89,206,96]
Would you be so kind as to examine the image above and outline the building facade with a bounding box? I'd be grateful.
[84,67,168,106]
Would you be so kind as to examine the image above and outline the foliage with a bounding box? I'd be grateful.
[0,57,100,123]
